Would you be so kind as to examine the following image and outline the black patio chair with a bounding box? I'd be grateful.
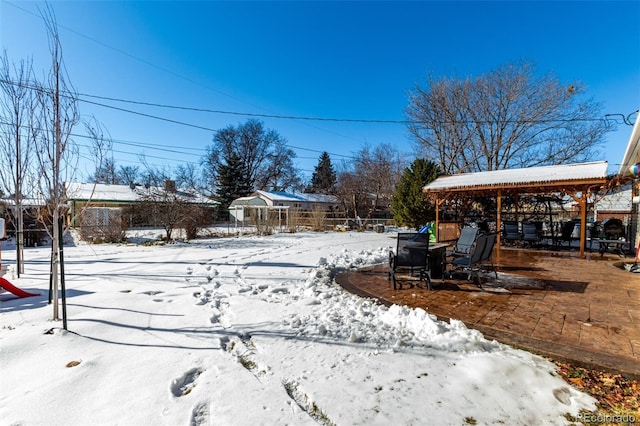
[502,221,520,246]
[478,232,498,281]
[522,222,541,248]
[388,232,431,290]
[443,233,491,288]
[445,226,481,259]
[559,221,578,249]
[442,226,480,276]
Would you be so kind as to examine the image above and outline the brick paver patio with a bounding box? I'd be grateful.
[336,247,640,378]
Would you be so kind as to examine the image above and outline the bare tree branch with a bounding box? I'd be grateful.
[406,61,614,174]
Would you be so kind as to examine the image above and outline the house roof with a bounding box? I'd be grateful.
[619,115,640,176]
[229,196,267,207]
[254,190,338,203]
[65,182,218,205]
[423,161,609,194]
[67,183,140,202]
[1,198,46,208]
[255,190,307,202]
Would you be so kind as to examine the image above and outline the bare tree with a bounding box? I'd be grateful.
[28,6,114,324]
[353,143,404,219]
[137,162,214,241]
[0,51,37,276]
[175,162,205,194]
[89,158,118,184]
[117,165,140,186]
[259,138,302,191]
[406,61,614,174]
[203,119,302,194]
[335,144,404,222]
[334,164,367,220]
[136,186,183,241]
[84,117,114,184]
[30,6,81,323]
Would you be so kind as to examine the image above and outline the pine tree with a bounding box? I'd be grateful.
[309,152,337,194]
[216,152,252,209]
[391,159,439,229]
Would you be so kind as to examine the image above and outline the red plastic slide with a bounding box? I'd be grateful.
[0,276,39,298]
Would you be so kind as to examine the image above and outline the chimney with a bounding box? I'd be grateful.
[163,180,177,193]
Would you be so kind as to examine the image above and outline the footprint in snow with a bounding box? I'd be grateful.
[193,289,212,305]
[171,367,204,397]
[190,401,209,426]
[141,290,163,296]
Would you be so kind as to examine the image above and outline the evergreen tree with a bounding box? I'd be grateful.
[215,152,252,209]
[391,158,439,229]
[308,152,337,194]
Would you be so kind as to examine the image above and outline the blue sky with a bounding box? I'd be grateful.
[1,1,639,182]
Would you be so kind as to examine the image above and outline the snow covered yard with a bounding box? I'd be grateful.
[0,231,596,425]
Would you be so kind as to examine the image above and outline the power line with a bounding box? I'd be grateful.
[8,1,628,127]
[3,0,249,106]
[1,78,621,129]
[0,80,359,159]
[78,92,410,124]
[0,117,356,160]
[2,78,634,170]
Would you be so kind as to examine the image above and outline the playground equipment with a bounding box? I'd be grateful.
[0,276,39,298]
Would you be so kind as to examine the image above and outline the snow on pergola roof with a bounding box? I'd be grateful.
[424,161,609,193]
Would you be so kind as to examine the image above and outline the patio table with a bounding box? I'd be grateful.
[592,239,628,258]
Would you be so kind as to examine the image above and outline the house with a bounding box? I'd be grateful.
[65,182,219,239]
[594,184,632,222]
[229,190,340,229]
[618,115,640,252]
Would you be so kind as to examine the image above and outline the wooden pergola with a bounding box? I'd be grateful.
[423,161,611,258]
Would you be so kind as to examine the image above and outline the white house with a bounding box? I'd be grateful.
[228,190,340,228]
[618,115,640,252]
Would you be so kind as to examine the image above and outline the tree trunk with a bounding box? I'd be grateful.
[51,210,60,320]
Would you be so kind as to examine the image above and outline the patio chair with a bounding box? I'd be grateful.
[522,222,541,248]
[559,221,578,249]
[478,232,498,280]
[388,232,431,290]
[443,233,497,288]
[444,226,480,259]
[502,221,520,246]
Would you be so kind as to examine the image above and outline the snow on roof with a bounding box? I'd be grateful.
[0,198,46,207]
[65,182,217,205]
[255,190,338,203]
[229,196,267,206]
[424,161,609,192]
[299,193,339,203]
[66,183,140,202]
[255,190,307,202]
